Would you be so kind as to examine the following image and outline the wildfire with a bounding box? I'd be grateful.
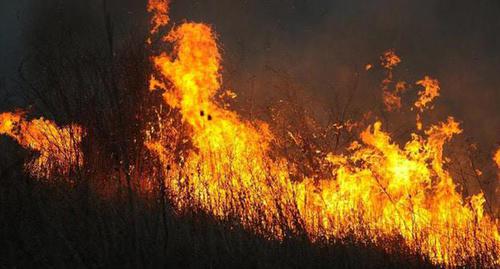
[0,0,497,267]
[146,0,499,267]
[0,111,83,178]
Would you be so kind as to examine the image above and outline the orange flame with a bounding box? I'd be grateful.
[0,2,495,266]
[494,148,500,169]
[0,111,83,178]
[380,49,401,70]
[415,76,440,130]
[415,76,440,111]
[381,50,406,111]
[147,0,170,35]
[145,1,499,267]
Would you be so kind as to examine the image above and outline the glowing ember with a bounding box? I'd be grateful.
[380,49,401,70]
[147,1,499,267]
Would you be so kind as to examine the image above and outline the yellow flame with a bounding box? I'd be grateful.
[0,2,495,266]
[146,1,499,266]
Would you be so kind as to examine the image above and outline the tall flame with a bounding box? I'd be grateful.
[147,1,499,267]
[148,16,292,234]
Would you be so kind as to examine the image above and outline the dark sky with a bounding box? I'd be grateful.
[1,0,499,151]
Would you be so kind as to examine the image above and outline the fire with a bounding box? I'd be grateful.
[380,49,401,69]
[379,50,440,130]
[0,111,83,178]
[147,1,499,267]
[148,18,291,233]
[147,0,170,35]
[495,148,500,169]
[381,50,406,111]
[0,0,497,267]
[297,117,499,264]
[415,76,440,130]
[415,76,441,111]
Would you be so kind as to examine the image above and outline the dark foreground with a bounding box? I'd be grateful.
[1,151,435,269]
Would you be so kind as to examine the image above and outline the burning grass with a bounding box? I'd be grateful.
[0,0,499,268]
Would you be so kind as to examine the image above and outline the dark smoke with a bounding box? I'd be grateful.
[1,0,499,151]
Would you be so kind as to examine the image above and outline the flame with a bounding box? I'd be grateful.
[147,0,170,35]
[415,76,440,111]
[381,50,407,111]
[0,1,494,266]
[494,148,500,169]
[0,111,83,178]
[379,51,441,130]
[0,1,495,266]
[148,17,293,233]
[415,76,440,130]
[380,49,401,70]
[147,1,499,267]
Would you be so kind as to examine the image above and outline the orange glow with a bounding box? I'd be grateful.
[0,111,83,178]
[381,50,406,111]
[147,0,170,35]
[415,76,440,111]
[494,148,500,169]
[146,2,499,267]
[0,2,495,266]
[380,49,401,70]
[415,76,440,130]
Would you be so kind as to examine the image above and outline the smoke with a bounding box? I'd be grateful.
[1,0,499,147]
[166,0,500,152]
